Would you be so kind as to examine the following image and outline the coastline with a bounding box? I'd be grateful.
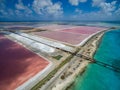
[52,61,88,90]
[66,32,105,90]
[69,32,106,90]
[50,31,105,90]
[71,29,120,90]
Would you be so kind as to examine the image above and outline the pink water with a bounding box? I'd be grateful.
[34,31,89,45]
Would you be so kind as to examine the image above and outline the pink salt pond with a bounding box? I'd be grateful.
[34,26,107,45]
[0,34,49,90]
[62,26,107,34]
[34,31,88,45]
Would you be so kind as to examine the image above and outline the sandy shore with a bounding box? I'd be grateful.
[52,61,88,90]
[50,32,105,90]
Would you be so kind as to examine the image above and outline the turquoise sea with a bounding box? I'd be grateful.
[70,29,120,90]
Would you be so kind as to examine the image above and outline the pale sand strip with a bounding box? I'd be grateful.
[52,61,88,90]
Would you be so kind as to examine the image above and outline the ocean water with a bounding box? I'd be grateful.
[70,29,120,90]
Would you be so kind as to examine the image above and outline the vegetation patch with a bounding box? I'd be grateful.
[52,55,63,60]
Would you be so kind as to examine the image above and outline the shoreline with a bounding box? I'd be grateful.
[50,31,105,90]
[52,61,88,90]
[65,32,105,90]
[65,66,87,90]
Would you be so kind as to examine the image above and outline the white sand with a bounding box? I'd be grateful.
[52,61,88,90]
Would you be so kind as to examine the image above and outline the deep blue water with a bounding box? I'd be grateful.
[70,29,120,90]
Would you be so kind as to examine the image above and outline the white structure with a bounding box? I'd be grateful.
[16,32,75,52]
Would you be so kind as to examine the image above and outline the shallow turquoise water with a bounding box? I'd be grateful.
[70,29,120,90]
